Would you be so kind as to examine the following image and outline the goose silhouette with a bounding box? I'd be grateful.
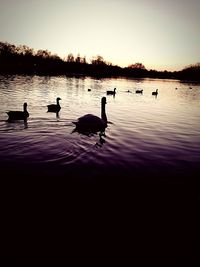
[152,89,158,96]
[136,89,143,94]
[73,97,107,133]
[107,88,116,95]
[47,97,61,112]
[7,102,29,122]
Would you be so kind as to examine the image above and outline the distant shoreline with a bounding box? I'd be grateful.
[0,71,200,84]
[1,41,200,82]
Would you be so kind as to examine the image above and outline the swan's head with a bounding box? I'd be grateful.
[23,103,28,108]
[101,97,107,105]
[57,97,61,101]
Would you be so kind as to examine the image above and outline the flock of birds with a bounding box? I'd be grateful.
[6,87,159,133]
[130,88,158,95]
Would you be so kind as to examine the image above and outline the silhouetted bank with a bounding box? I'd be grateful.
[0,41,200,81]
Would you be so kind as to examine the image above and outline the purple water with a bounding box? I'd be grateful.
[1,75,200,264]
[0,75,199,180]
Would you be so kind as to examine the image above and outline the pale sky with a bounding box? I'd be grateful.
[0,0,200,71]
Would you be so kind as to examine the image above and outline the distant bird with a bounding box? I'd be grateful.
[107,88,116,95]
[152,89,158,96]
[7,102,29,122]
[73,97,107,133]
[135,89,143,94]
[127,90,132,93]
[189,87,192,89]
[88,88,91,91]
[47,97,61,112]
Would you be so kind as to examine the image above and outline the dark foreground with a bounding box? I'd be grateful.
[1,164,200,266]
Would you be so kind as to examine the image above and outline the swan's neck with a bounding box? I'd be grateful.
[23,106,27,112]
[57,99,60,105]
[101,104,107,122]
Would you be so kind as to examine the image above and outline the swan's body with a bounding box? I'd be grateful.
[136,89,143,94]
[73,97,107,133]
[47,97,61,112]
[7,103,29,121]
[107,88,116,95]
[74,114,106,132]
[152,89,158,96]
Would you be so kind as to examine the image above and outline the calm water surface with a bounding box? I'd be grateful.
[2,75,199,266]
[0,75,200,180]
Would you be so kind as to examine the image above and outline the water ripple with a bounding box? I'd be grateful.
[0,75,200,179]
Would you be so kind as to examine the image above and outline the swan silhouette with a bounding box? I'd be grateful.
[152,89,158,96]
[47,97,61,112]
[136,89,143,94]
[107,88,116,95]
[73,97,107,133]
[7,102,29,122]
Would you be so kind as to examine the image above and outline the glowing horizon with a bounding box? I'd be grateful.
[0,0,200,71]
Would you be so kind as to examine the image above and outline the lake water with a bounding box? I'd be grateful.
[1,75,200,264]
[0,74,200,181]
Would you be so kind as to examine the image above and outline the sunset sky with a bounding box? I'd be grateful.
[0,0,200,71]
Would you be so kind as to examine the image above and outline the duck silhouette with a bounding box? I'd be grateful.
[73,97,107,134]
[136,89,143,94]
[7,102,29,122]
[107,88,116,95]
[152,89,158,96]
[47,97,61,112]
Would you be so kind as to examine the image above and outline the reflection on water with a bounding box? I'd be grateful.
[0,75,200,180]
[1,75,199,264]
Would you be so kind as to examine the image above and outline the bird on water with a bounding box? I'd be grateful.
[73,97,107,133]
[7,102,29,122]
[107,88,116,95]
[136,89,143,94]
[47,97,61,112]
[152,89,158,96]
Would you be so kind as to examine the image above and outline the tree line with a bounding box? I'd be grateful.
[0,41,199,81]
